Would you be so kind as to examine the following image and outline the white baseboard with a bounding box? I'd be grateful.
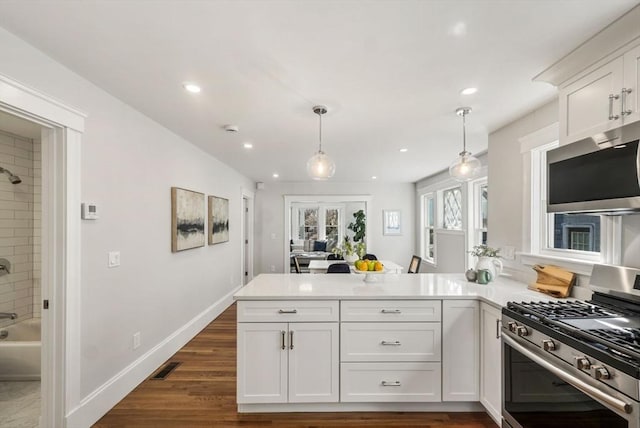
[238,401,485,413]
[65,285,241,428]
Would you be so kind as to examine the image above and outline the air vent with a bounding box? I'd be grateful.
[151,361,181,380]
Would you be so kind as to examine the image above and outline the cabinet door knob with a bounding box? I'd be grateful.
[609,93,620,120]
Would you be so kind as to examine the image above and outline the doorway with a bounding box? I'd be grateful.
[241,189,254,286]
[0,74,84,428]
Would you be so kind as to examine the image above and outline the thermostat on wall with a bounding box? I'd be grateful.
[81,202,99,220]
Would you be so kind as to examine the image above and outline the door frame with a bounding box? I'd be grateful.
[241,187,254,285]
[0,73,85,427]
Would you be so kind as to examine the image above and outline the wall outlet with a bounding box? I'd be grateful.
[108,251,120,268]
[270,233,277,240]
[501,246,516,261]
[133,332,141,350]
[270,265,276,272]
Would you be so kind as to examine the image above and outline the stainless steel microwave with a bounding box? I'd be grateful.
[547,136,640,215]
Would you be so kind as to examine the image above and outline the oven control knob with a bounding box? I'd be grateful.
[542,339,556,351]
[575,357,591,370]
[516,326,529,337]
[508,322,518,333]
[593,365,611,380]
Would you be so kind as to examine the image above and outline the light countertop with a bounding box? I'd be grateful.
[233,273,558,308]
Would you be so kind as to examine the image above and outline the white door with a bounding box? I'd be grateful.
[559,56,624,145]
[480,303,502,425]
[237,322,288,403]
[442,300,479,401]
[623,44,640,125]
[288,322,339,403]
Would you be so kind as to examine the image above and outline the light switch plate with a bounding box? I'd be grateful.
[108,251,121,267]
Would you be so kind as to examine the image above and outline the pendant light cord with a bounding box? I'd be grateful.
[462,111,466,154]
[318,111,323,153]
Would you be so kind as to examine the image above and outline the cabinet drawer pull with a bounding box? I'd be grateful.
[380,309,401,314]
[381,340,401,346]
[496,319,502,339]
[289,330,294,350]
[278,309,298,314]
[281,330,286,350]
[609,93,620,120]
[381,380,402,387]
[622,88,633,116]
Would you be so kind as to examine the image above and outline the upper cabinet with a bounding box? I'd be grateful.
[534,6,640,146]
[559,45,640,145]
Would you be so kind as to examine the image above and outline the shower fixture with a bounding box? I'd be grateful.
[0,167,22,184]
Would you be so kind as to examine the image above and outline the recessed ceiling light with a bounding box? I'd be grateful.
[371,176,377,180]
[183,82,201,93]
[273,173,279,178]
[460,87,478,95]
[243,142,253,149]
[399,148,408,153]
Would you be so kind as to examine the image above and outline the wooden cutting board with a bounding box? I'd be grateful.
[531,265,576,298]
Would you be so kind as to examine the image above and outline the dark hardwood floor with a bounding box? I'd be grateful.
[93,303,497,428]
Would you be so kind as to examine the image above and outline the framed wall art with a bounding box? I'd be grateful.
[208,195,229,245]
[383,209,402,236]
[171,187,205,252]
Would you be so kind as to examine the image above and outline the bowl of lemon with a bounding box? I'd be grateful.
[353,260,385,282]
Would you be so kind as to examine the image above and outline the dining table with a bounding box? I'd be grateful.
[307,259,404,274]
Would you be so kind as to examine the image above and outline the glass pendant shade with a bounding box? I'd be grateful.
[449,151,481,182]
[307,150,336,180]
[307,105,335,180]
[449,106,480,182]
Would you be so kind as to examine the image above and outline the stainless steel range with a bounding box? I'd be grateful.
[502,264,640,428]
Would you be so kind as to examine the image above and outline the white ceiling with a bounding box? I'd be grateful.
[0,0,637,183]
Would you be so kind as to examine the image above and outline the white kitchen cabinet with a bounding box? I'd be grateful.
[559,56,624,145]
[341,362,442,402]
[623,44,640,124]
[558,42,640,146]
[480,302,502,426]
[442,300,479,402]
[237,300,339,404]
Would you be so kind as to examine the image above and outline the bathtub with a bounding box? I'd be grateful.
[0,318,41,380]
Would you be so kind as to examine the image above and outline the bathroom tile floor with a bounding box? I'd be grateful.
[0,381,40,428]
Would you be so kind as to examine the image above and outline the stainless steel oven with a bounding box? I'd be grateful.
[502,265,640,428]
[502,333,638,428]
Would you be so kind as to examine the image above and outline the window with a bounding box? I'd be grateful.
[422,194,435,262]
[443,187,462,230]
[291,204,343,252]
[528,136,619,265]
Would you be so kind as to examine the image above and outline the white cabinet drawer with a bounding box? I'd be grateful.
[340,362,442,402]
[237,300,339,322]
[341,300,441,322]
[341,322,441,362]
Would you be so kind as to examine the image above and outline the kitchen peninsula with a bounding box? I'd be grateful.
[233,273,555,424]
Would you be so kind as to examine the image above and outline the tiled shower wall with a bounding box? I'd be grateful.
[0,129,40,328]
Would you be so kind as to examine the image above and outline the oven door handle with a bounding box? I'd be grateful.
[503,334,633,415]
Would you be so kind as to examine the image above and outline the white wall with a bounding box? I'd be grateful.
[255,181,415,274]
[488,99,640,287]
[0,25,254,422]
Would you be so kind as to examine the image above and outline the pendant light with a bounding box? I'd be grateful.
[307,105,336,180]
[449,107,481,182]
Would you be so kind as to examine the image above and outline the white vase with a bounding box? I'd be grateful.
[345,253,358,264]
[475,256,503,281]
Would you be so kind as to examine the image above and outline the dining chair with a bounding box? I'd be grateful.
[326,263,351,273]
[408,255,422,273]
[293,256,302,274]
[363,254,377,260]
